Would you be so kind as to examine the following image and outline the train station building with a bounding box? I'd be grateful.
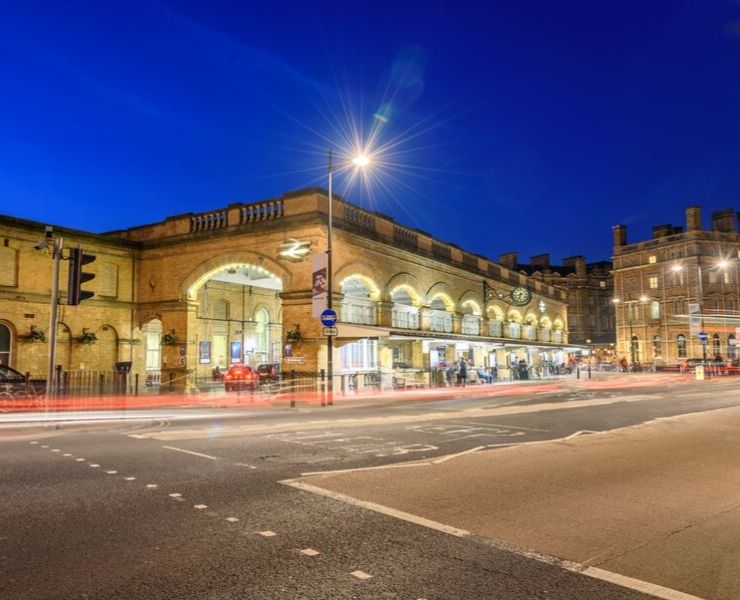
[0,189,576,390]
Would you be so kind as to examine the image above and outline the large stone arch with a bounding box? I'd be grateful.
[181,251,291,299]
[458,291,482,314]
[524,310,539,326]
[486,303,506,321]
[384,272,423,304]
[425,282,456,311]
[335,261,382,300]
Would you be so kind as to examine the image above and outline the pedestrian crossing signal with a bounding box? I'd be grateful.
[67,247,96,305]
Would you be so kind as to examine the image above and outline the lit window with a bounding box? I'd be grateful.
[649,276,658,289]
[599,281,606,288]
[648,255,657,264]
[724,271,731,284]
[677,334,687,358]
[649,301,660,320]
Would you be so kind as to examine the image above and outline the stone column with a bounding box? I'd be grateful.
[160,301,199,392]
[377,301,394,328]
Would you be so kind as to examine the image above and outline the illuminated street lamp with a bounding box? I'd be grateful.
[326,150,371,405]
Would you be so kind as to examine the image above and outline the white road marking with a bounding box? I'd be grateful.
[234,462,258,469]
[563,430,596,441]
[168,493,182,498]
[282,479,707,600]
[63,453,72,457]
[75,458,85,462]
[225,517,239,523]
[300,548,320,556]
[301,461,431,477]
[51,449,60,452]
[350,570,373,580]
[194,504,208,510]
[163,445,218,460]
[124,477,136,481]
[431,446,486,464]
[30,441,39,444]
[89,464,100,468]
[146,484,158,489]
[41,445,49,448]
[106,470,118,474]
[257,530,276,537]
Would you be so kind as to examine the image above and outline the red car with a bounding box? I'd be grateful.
[223,365,258,391]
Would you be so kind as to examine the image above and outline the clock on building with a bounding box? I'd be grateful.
[510,286,532,306]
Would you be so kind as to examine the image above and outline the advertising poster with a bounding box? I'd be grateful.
[312,252,328,317]
[230,341,242,363]
[199,341,211,364]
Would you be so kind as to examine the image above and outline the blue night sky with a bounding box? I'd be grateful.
[2,1,740,263]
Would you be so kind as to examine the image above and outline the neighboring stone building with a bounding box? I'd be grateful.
[499,252,615,357]
[0,189,575,390]
[612,206,740,367]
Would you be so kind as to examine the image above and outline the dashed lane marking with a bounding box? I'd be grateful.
[75,458,85,462]
[63,453,72,457]
[40,445,49,448]
[51,449,60,452]
[168,493,182,498]
[225,517,239,523]
[234,462,258,469]
[350,570,373,580]
[163,445,218,460]
[124,477,136,481]
[257,530,276,537]
[30,441,39,444]
[146,484,158,489]
[299,548,320,556]
[106,470,118,474]
[282,480,706,600]
[194,504,208,510]
[89,464,100,468]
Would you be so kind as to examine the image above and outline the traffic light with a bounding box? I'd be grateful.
[67,247,96,305]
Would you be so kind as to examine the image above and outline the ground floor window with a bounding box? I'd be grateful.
[729,334,736,359]
[712,333,721,357]
[0,323,10,366]
[340,339,377,371]
[145,332,161,371]
[392,305,419,329]
[630,335,640,363]
[653,335,662,358]
[429,310,452,333]
[677,334,687,358]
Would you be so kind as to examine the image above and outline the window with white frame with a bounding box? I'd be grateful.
[653,335,662,358]
[254,308,270,357]
[649,301,660,320]
[429,297,452,333]
[728,334,736,359]
[341,277,376,325]
[340,339,377,370]
[0,322,11,366]
[648,276,658,289]
[391,289,419,329]
[677,334,687,358]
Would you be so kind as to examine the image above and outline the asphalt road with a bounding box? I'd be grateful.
[1,375,737,599]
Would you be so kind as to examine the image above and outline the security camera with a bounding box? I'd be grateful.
[44,226,53,239]
[34,226,54,251]
[34,239,49,251]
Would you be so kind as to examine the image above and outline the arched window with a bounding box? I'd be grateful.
[649,301,660,320]
[653,335,662,358]
[728,298,735,312]
[711,297,720,311]
[630,335,640,363]
[0,323,11,366]
[254,308,270,357]
[728,334,736,359]
[391,288,419,329]
[712,333,721,357]
[429,296,453,333]
[214,299,229,321]
[341,277,376,325]
[461,300,481,335]
[677,334,687,359]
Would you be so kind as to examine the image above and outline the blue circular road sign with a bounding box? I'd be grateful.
[698,331,708,343]
[320,309,337,327]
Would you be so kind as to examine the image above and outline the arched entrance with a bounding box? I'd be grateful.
[0,322,11,366]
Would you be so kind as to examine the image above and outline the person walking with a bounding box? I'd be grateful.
[459,358,468,387]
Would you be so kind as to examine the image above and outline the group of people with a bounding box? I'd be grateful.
[443,359,497,387]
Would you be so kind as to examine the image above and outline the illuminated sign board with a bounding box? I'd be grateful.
[279,238,311,260]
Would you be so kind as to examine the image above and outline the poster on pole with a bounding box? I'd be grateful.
[688,303,700,335]
[312,252,328,317]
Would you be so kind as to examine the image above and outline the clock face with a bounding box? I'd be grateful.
[511,286,532,306]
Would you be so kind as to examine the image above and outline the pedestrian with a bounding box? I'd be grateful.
[459,358,468,387]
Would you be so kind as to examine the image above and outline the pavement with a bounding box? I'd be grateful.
[292,405,740,600]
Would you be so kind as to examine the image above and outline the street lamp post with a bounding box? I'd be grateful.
[325,150,370,406]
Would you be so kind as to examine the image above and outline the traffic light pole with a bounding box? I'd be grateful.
[46,236,63,400]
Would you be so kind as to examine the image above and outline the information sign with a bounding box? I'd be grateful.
[323,327,338,336]
[320,309,337,327]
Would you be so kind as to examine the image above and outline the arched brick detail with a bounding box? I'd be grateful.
[181,252,291,299]
[458,290,482,314]
[426,282,456,310]
[524,311,539,325]
[486,303,506,321]
[384,272,423,304]
[335,261,382,299]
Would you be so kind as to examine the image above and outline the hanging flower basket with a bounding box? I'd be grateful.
[161,332,177,345]
[25,326,46,343]
[285,325,301,342]
[77,329,98,344]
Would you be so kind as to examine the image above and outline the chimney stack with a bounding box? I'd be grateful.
[686,206,702,231]
[612,224,627,249]
[563,255,587,277]
[530,254,550,269]
[711,209,734,233]
[499,252,518,270]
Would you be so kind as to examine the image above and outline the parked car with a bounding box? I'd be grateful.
[222,365,258,391]
[0,365,36,398]
[256,363,281,385]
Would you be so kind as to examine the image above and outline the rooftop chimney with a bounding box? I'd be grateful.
[530,253,550,269]
[563,255,587,277]
[711,209,735,233]
[499,252,518,270]
[686,206,702,232]
[612,224,627,249]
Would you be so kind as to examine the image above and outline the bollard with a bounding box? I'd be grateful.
[134,373,139,396]
[290,369,296,408]
[98,373,104,396]
[319,369,326,407]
